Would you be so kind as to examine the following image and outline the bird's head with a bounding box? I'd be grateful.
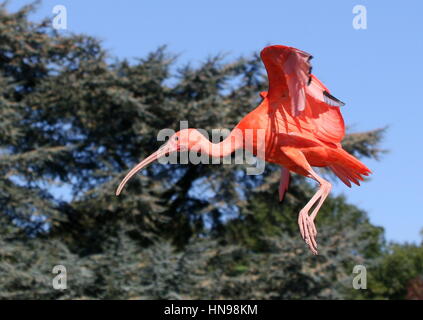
[115,128,204,196]
[168,128,205,152]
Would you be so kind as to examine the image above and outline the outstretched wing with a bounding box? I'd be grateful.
[305,75,346,143]
[261,45,313,116]
[260,45,346,144]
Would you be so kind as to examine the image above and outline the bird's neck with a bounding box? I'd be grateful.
[199,128,245,158]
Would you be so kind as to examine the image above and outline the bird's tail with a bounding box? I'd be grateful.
[329,149,371,187]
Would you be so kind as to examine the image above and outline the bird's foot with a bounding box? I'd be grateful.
[298,210,318,255]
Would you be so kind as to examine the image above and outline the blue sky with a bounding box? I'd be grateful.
[8,0,423,243]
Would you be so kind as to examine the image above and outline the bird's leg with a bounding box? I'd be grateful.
[309,179,332,224]
[280,147,332,255]
[297,172,331,254]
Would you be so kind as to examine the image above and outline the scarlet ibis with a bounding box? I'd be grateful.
[116,45,371,255]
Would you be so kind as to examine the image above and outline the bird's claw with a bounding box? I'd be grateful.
[298,211,318,255]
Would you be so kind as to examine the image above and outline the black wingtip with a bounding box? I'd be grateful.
[323,91,346,107]
[307,59,313,86]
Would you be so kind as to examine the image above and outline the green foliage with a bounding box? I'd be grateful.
[1,2,419,300]
[351,243,423,300]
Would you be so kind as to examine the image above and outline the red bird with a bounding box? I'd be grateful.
[116,45,371,255]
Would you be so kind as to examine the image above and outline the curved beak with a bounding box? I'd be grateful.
[116,144,174,196]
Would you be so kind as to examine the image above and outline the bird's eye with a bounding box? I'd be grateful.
[175,136,179,141]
